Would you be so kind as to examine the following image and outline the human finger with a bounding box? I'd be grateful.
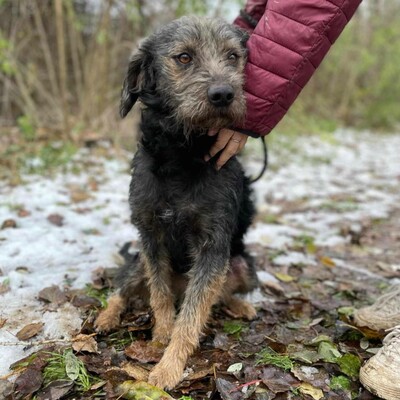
[215,136,242,170]
[204,128,234,161]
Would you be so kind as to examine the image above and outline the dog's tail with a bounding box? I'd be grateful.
[115,242,149,305]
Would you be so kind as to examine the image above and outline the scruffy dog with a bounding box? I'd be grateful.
[95,16,258,389]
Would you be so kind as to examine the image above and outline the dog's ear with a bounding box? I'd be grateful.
[120,47,155,118]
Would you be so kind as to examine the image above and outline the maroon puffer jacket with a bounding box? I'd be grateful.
[234,0,362,137]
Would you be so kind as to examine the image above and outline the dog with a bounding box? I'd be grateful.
[95,16,259,390]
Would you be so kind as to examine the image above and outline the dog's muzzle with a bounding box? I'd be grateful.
[207,84,235,107]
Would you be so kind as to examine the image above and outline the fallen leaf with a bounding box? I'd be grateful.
[261,366,298,393]
[69,187,91,203]
[317,341,341,363]
[16,322,44,341]
[0,380,13,398]
[125,340,164,363]
[299,382,324,400]
[289,349,319,364]
[274,273,296,282]
[330,375,352,391]
[320,256,336,268]
[17,209,31,218]
[72,333,99,353]
[0,318,6,328]
[227,363,243,373]
[216,378,242,400]
[1,219,17,229]
[47,213,64,227]
[65,350,80,381]
[15,368,43,394]
[38,285,67,305]
[36,380,74,400]
[71,294,101,308]
[116,380,175,399]
[120,362,150,381]
[184,366,214,382]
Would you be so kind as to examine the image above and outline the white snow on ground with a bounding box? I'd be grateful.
[0,130,400,376]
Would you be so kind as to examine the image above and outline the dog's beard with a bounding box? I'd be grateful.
[174,97,246,136]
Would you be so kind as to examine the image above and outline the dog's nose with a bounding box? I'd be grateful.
[208,85,235,107]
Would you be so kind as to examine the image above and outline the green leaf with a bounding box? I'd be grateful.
[223,320,247,338]
[65,351,80,381]
[338,306,355,316]
[317,341,341,363]
[274,273,296,282]
[290,349,320,364]
[330,375,352,391]
[299,383,324,400]
[337,354,361,378]
[227,362,243,373]
[117,381,175,399]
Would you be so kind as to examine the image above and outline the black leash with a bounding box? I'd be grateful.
[249,136,268,184]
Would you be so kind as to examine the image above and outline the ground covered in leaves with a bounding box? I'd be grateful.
[0,131,399,399]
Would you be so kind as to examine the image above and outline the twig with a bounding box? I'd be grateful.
[229,380,262,393]
[0,333,97,347]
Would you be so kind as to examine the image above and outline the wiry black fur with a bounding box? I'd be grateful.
[118,16,258,310]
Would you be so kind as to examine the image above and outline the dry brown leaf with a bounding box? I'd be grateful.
[0,318,6,329]
[72,333,99,353]
[120,362,150,381]
[125,340,164,363]
[15,368,43,395]
[1,219,17,229]
[47,213,64,227]
[16,322,44,341]
[184,366,214,382]
[17,209,31,218]
[69,185,91,203]
[38,285,67,305]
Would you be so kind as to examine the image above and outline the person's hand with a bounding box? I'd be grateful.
[204,128,248,170]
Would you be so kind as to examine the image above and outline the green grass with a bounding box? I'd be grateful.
[43,349,98,392]
[255,347,294,371]
[85,284,110,308]
[223,320,248,339]
[107,331,135,351]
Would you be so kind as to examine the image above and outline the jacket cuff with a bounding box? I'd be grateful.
[231,127,261,138]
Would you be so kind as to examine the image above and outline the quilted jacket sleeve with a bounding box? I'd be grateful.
[234,0,363,137]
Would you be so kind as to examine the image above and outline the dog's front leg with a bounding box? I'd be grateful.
[142,248,176,345]
[148,247,229,389]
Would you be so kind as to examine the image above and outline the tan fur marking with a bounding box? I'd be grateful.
[94,294,126,332]
[222,295,257,320]
[148,272,227,389]
[142,253,176,345]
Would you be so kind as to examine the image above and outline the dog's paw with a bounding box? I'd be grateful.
[226,298,257,320]
[94,311,120,333]
[240,302,257,320]
[148,361,183,390]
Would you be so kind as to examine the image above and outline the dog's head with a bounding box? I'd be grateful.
[120,16,249,132]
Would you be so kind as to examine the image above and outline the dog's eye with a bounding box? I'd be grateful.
[228,53,238,62]
[177,53,192,65]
